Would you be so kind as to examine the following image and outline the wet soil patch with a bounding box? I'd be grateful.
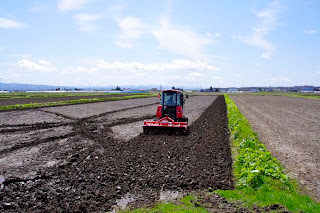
[199,193,290,213]
[0,94,130,106]
[0,96,233,212]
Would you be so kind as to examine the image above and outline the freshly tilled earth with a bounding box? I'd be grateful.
[0,96,234,212]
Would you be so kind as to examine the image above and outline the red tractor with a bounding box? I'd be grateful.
[143,89,189,135]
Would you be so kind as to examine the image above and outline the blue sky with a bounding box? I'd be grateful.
[0,0,319,88]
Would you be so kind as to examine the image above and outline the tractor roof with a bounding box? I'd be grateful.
[162,89,182,93]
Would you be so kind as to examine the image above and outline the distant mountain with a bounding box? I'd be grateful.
[0,82,75,91]
[0,82,178,91]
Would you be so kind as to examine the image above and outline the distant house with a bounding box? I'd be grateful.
[229,88,238,93]
[301,86,314,93]
[123,88,131,91]
[250,89,259,92]
[151,88,157,91]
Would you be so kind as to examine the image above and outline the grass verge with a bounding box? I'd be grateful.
[119,195,207,213]
[228,91,320,99]
[216,94,320,212]
[0,94,157,111]
[0,92,149,99]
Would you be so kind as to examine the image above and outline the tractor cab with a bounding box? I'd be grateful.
[157,90,187,122]
[161,90,183,107]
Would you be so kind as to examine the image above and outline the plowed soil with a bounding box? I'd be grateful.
[0,96,235,212]
[0,94,129,106]
[231,95,320,201]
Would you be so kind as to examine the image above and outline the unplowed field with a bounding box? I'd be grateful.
[0,94,129,106]
[0,95,236,212]
[231,95,320,201]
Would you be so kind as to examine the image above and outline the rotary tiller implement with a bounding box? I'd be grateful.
[143,115,188,135]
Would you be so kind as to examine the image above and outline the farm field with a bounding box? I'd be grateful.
[231,95,320,201]
[0,93,132,107]
[0,95,237,212]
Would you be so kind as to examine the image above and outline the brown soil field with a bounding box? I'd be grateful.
[42,97,159,119]
[231,95,320,201]
[0,96,240,212]
[0,94,129,106]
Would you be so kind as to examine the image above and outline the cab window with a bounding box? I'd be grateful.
[177,93,181,106]
[162,92,177,106]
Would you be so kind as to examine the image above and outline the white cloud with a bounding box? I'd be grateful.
[63,66,97,74]
[152,16,213,60]
[74,13,101,22]
[58,0,89,11]
[73,13,102,32]
[0,72,21,83]
[212,76,224,83]
[95,59,217,72]
[37,59,50,65]
[0,17,24,28]
[212,76,224,80]
[189,72,204,78]
[304,30,317,35]
[207,32,222,38]
[271,77,292,83]
[18,59,56,72]
[114,16,146,48]
[240,1,283,59]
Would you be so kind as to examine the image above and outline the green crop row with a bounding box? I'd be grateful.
[226,95,289,188]
[216,95,320,212]
[0,94,157,111]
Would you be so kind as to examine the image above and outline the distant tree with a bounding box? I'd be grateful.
[56,88,61,91]
[172,86,175,89]
[115,86,121,91]
[209,86,214,92]
[174,87,183,91]
[215,88,220,92]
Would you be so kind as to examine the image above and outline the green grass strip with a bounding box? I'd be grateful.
[229,92,320,99]
[0,94,157,111]
[282,93,320,99]
[0,92,148,99]
[120,195,208,213]
[216,94,320,213]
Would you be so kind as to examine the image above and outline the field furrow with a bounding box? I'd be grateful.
[0,95,231,212]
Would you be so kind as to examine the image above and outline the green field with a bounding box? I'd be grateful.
[228,91,320,99]
[0,92,136,99]
[0,93,157,110]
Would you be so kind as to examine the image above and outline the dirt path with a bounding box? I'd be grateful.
[0,96,234,212]
[231,95,320,201]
